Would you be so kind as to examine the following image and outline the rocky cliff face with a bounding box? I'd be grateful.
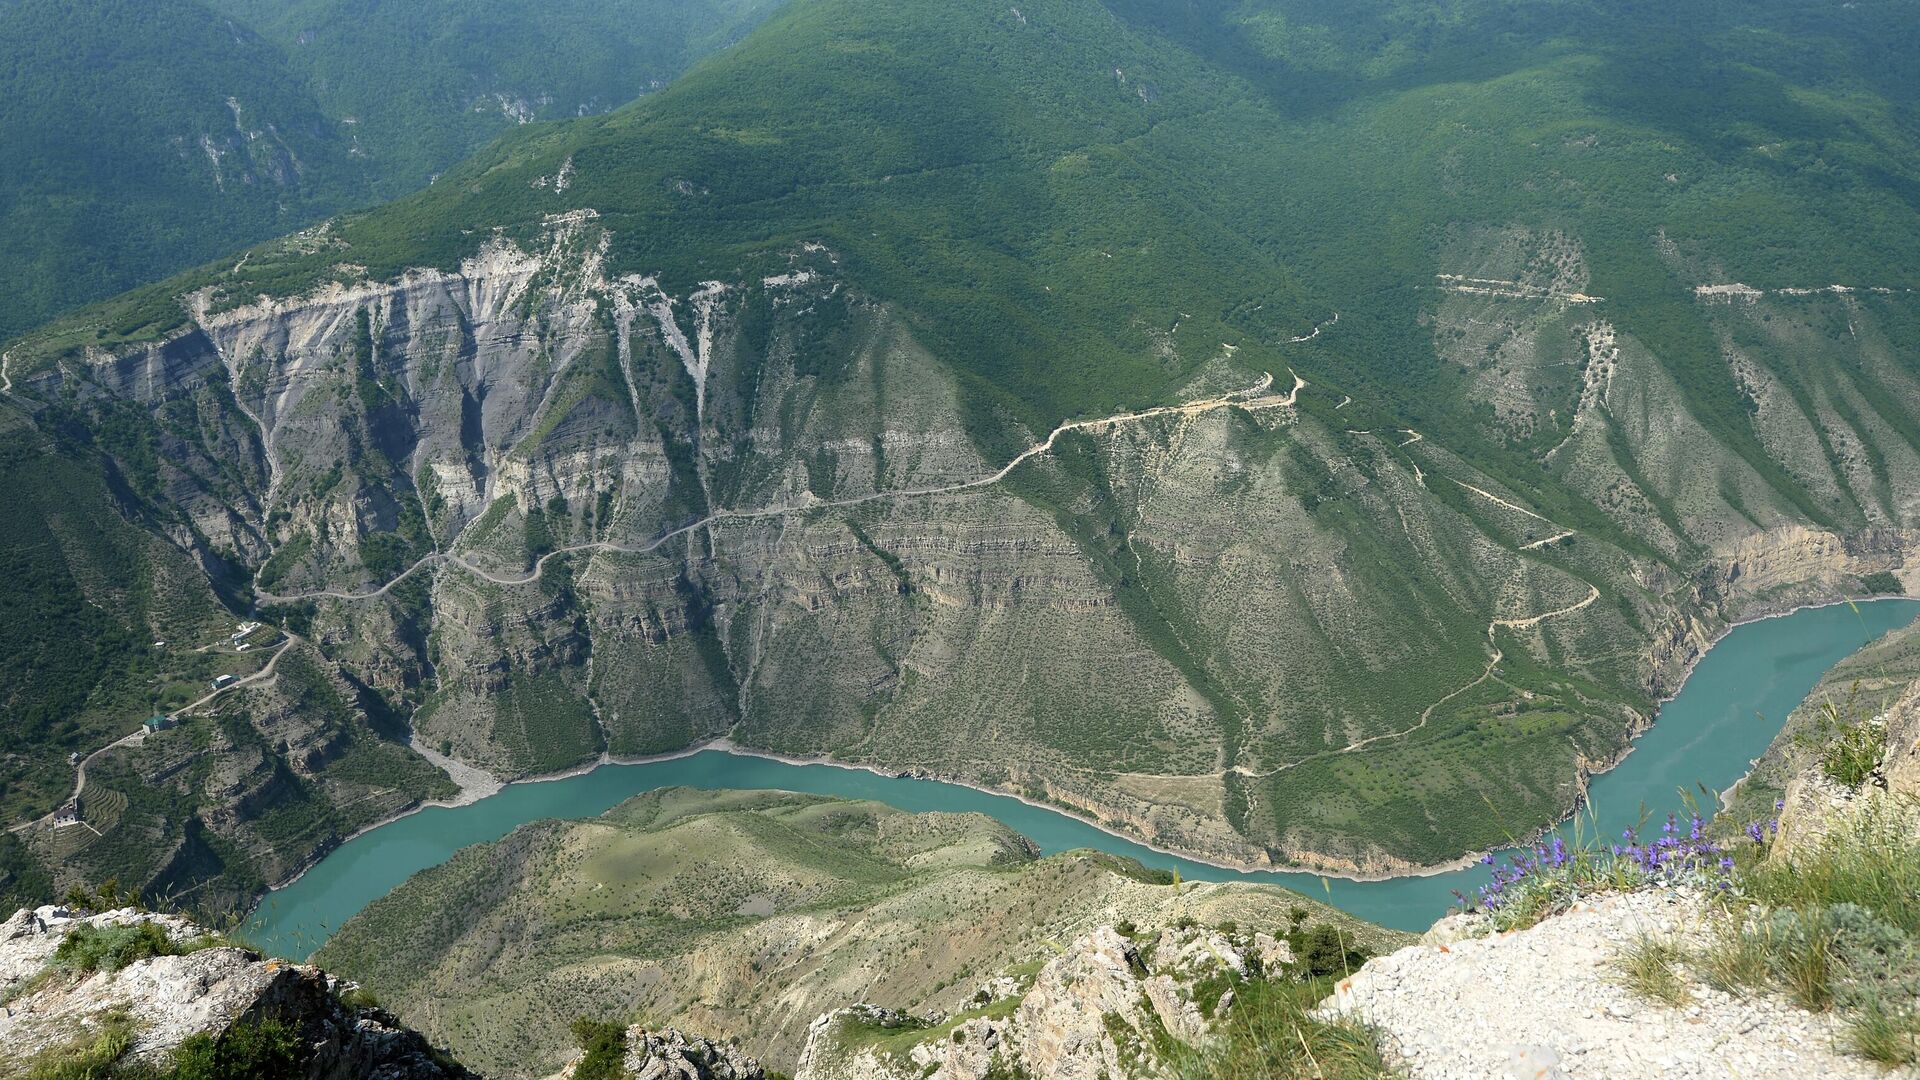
[10,209,1919,896]
[553,1026,767,1080]
[0,905,467,1078]
[1773,676,1920,862]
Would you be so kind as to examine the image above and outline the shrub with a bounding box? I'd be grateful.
[53,922,176,974]
[1858,572,1905,596]
[568,1017,629,1080]
[1290,923,1366,979]
[159,1019,304,1079]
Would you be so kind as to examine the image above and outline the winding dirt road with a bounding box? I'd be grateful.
[1238,583,1602,780]
[10,639,295,835]
[260,370,1308,604]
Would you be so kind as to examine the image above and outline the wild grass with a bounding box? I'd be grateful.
[1843,998,1920,1067]
[1694,920,1770,994]
[1171,976,1394,1080]
[1690,796,1920,1063]
[3,1009,137,1080]
[1738,797,1920,938]
[1614,936,1692,1007]
[1806,689,1889,789]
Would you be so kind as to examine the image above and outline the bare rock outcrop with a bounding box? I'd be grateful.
[0,905,466,1078]
[620,1026,765,1079]
[1880,682,1920,798]
[1774,681,1920,862]
[793,925,1251,1080]
[1772,766,1863,861]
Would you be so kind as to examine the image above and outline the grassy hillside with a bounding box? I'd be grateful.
[0,398,236,823]
[315,787,1402,1076]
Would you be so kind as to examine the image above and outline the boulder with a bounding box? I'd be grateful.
[623,1026,766,1080]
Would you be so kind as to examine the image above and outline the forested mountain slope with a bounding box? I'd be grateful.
[0,0,366,343]
[206,0,785,202]
[0,0,786,343]
[3,0,1919,908]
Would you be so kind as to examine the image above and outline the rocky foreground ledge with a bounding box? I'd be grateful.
[1330,890,1896,1080]
[780,894,1905,1080]
[5,891,1903,1079]
[0,905,467,1078]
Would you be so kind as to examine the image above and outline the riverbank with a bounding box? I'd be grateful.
[1494,592,1919,870]
[256,594,1918,906]
[1661,592,1903,707]
[261,740,728,895]
[699,738,1496,884]
[244,595,1920,955]
[689,594,1919,883]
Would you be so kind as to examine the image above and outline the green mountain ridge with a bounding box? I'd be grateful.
[0,0,788,344]
[2,0,1919,911]
[205,0,786,202]
[0,0,368,344]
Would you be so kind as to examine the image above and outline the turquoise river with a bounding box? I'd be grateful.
[249,598,1920,957]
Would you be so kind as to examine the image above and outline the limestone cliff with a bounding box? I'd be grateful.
[9,211,1920,902]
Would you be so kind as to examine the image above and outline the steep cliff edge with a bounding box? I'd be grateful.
[773,688,1920,1079]
[791,923,1320,1080]
[1328,890,1895,1080]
